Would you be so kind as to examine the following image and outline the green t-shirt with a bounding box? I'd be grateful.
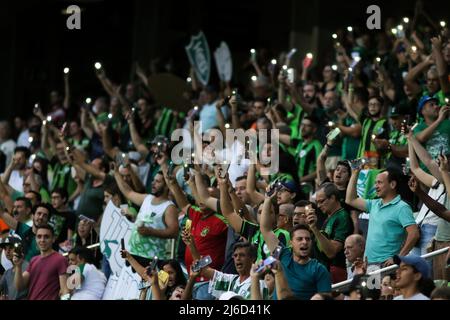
[240,220,291,261]
[421,89,447,106]
[295,139,323,180]
[413,119,450,161]
[15,223,39,262]
[286,102,305,156]
[313,208,354,269]
[49,161,77,196]
[76,174,114,221]
[342,116,361,160]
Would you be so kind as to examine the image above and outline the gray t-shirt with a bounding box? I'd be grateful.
[0,261,29,300]
[394,293,430,300]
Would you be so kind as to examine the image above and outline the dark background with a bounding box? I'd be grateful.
[0,0,448,119]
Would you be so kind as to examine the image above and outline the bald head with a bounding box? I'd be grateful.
[344,234,365,263]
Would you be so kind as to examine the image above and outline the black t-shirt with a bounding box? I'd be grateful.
[50,210,76,246]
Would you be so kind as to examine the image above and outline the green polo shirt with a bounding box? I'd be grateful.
[364,195,416,264]
[313,208,354,269]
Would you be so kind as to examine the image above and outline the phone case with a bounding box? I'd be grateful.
[185,219,192,232]
[158,270,169,287]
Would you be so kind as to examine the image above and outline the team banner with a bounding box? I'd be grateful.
[214,41,233,82]
[185,31,211,86]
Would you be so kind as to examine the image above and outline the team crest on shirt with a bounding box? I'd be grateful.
[200,227,210,237]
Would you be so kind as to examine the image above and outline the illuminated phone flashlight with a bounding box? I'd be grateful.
[85,97,92,104]
[328,121,335,127]
[397,25,404,31]
[305,205,311,212]
[391,28,398,35]
[445,97,449,104]
[30,154,36,162]
[191,153,195,159]
[224,123,230,129]
[376,57,381,63]
[186,77,192,83]
[348,67,353,73]
[66,146,70,152]
[42,120,47,126]
[372,134,377,140]
[306,53,313,59]
[46,116,52,122]
[331,65,338,71]
[271,59,277,65]
[332,33,338,39]
[94,62,102,70]
[28,137,34,143]
[440,21,446,28]
[250,48,256,54]
[64,67,70,74]
[411,46,417,53]
[354,56,361,63]
[108,113,113,120]
[194,106,199,111]
[282,65,288,71]
[403,17,409,24]
[122,153,126,159]
[251,75,258,82]
[347,26,353,32]
[131,107,136,113]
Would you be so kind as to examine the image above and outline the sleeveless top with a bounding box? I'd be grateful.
[129,195,174,259]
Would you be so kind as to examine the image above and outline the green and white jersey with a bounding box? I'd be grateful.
[208,271,269,300]
[128,195,174,259]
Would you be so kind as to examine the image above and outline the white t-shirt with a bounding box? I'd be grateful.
[71,264,107,300]
[394,293,430,300]
[416,179,447,226]
[0,139,16,168]
[209,270,268,300]
[8,170,24,193]
[17,130,30,148]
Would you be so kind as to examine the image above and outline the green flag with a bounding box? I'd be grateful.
[185,31,211,86]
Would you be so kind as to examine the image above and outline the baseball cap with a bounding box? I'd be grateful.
[219,291,245,300]
[394,255,431,280]
[0,235,23,248]
[389,104,408,118]
[279,180,298,194]
[417,96,439,114]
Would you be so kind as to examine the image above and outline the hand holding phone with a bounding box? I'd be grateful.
[191,256,212,273]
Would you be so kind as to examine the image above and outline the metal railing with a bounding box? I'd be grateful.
[332,246,450,290]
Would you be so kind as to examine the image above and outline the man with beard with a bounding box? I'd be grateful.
[13,225,69,300]
[306,183,353,283]
[0,203,52,261]
[357,96,390,169]
[11,197,32,226]
[50,188,76,251]
[113,164,178,265]
[413,96,450,161]
[261,190,331,300]
[346,167,419,267]
[1,147,29,193]
[196,242,269,300]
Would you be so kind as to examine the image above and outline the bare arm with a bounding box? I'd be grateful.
[0,179,14,214]
[260,197,279,254]
[142,205,179,239]
[308,209,343,259]
[273,262,294,300]
[99,123,118,159]
[404,56,434,84]
[80,109,94,139]
[431,37,450,95]
[59,274,70,297]
[63,73,70,110]
[218,176,244,234]
[408,136,438,187]
[317,146,330,188]
[114,169,147,206]
[415,106,450,144]
[194,170,218,212]
[398,225,420,257]
[0,209,18,231]
[127,114,150,159]
[345,168,367,212]
[72,149,106,181]
[14,263,29,292]
[250,265,263,300]
[246,164,265,206]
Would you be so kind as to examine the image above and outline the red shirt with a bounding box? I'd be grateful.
[26,251,68,300]
[184,206,228,281]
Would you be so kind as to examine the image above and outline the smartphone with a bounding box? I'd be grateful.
[192,256,212,273]
[271,246,282,259]
[158,270,170,287]
[440,146,444,157]
[121,238,125,251]
[14,243,24,259]
[287,68,295,84]
[147,257,159,276]
[267,181,282,197]
[326,128,341,142]
[60,122,68,136]
[256,256,277,273]
[350,158,366,170]
[184,219,192,232]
